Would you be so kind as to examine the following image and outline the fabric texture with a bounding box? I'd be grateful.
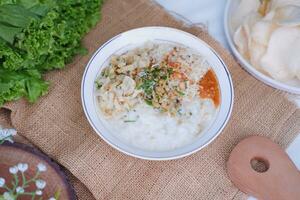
[2,0,300,199]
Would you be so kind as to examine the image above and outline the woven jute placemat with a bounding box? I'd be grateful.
[1,0,300,199]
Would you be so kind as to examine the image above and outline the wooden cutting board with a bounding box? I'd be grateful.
[227,136,300,200]
[0,142,76,200]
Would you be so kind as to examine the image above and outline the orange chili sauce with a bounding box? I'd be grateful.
[199,70,220,107]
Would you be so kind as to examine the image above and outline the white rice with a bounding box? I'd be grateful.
[95,42,219,151]
[106,98,216,151]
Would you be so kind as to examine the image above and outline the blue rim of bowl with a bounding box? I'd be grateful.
[81,26,234,160]
[224,0,300,94]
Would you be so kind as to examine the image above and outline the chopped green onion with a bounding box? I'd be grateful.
[145,99,153,106]
[124,120,137,123]
[95,81,103,89]
[176,90,185,96]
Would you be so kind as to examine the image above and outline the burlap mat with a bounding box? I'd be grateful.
[1,0,300,199]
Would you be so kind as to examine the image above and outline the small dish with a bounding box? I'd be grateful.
[0,142,75,199]
[224,0,300,94]
[81,27,234,160]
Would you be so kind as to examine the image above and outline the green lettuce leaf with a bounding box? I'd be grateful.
[0,69,48,105]
[0,4,39,27]
[0,24,22,44]
[0,0,103,106]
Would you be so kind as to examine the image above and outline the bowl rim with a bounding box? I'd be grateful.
[224,0,300,94]
[81,26,234,160]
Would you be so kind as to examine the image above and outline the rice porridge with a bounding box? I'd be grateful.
[94,42,220,151]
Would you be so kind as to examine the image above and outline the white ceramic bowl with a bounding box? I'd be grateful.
[224,0,300,94]
[81,27,234,160]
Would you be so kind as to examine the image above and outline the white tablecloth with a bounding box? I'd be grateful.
[156,0,228,48]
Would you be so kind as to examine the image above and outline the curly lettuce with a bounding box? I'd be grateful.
[0,0,103,106]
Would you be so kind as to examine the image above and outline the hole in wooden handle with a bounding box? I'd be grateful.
[250,157,269,173]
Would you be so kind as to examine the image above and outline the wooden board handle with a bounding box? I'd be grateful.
[227,136,300,200]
